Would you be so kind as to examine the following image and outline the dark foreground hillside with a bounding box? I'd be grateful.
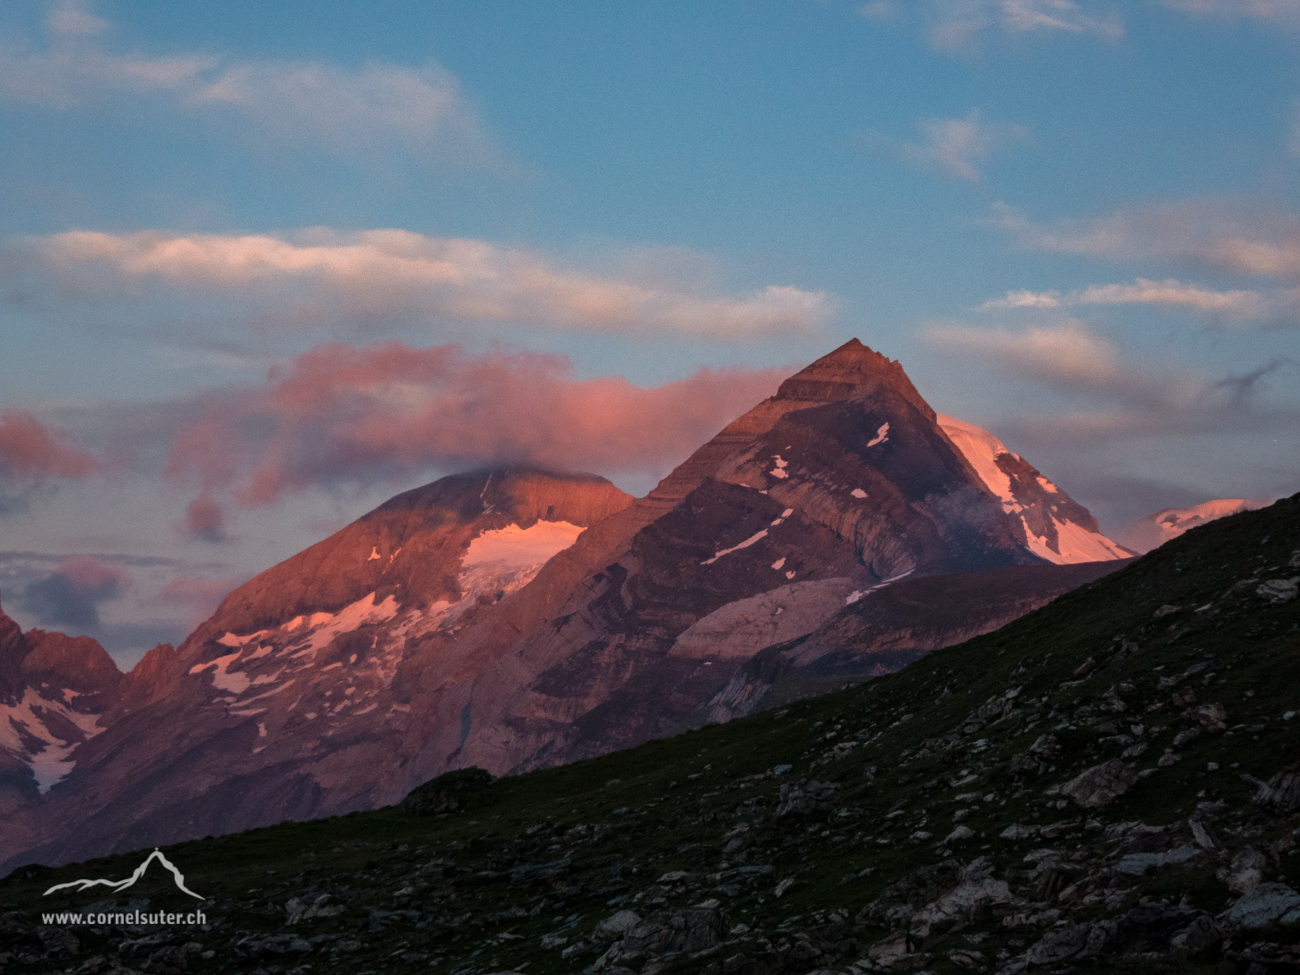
[2,494,1298,975]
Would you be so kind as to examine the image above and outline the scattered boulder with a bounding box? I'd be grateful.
[1057,760,1138,809]
[1190,702,1228,732]
[1025,921,1090,965]
[400,767,494,816]
[1243,768,1300,814]
[857,859,963,927]
[1226,847,1269,895]
[907,858,1015,938]
[1009,734,1060,777]
[592,910,642,945]
[1256,577,1299,604]
[774,779,839,818]
[285,894,345,924]
[1225,881,1300,930]
[1115,845,1201,875]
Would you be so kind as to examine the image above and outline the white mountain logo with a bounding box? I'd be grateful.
[43,848,205,900]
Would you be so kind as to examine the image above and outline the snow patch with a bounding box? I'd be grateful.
[216,629,271,648]
[851,488,867,499]
[785,571,796,579]
[771,557,786,570]
[464,520,585,569]
[367,546,381,561]
[866,422,890,447]
[770,455,789,479]
[937,414,1015,502]
[291,592,401,658]
[845,568,916,606]
[703,529,769,565]
[1024,515,1134,565]
[0,687,106,793]
[189,651,249,694]
[1036,475,1059,494]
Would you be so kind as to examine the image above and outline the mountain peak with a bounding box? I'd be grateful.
[774,339,932,418]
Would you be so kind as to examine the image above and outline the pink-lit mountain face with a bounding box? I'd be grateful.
[0,340,1130,872]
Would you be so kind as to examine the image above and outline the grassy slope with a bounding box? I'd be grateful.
[2,495,1298,975]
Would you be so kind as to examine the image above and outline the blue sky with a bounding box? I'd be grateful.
[1,0,1298,664]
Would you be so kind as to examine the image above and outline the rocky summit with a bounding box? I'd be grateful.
[0,340,1131,875]
[1,492,1296,975]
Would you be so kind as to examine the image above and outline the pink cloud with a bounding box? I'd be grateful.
[181,497,229,543]
[164,341,785,516]
[159,575,238,625]
[0,410,100,480]
[56,555,130,594]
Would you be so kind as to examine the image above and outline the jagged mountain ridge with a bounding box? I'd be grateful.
[0,600,123,817]
[0,339,1130,872]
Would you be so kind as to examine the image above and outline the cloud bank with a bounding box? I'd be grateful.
[29,229,830,337]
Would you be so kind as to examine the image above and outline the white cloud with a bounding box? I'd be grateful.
[877,110,1029,185]
[0,1,493,165]
[979,289,1062,309]
[29,229,832,338]
[991,201,1300,278]
[928,0,1122,50]
[980,277,1288,322]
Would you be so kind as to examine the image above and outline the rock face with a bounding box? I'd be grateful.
[701,558,1129,724]
[0,596,123,818]
[0,340,1130,871]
